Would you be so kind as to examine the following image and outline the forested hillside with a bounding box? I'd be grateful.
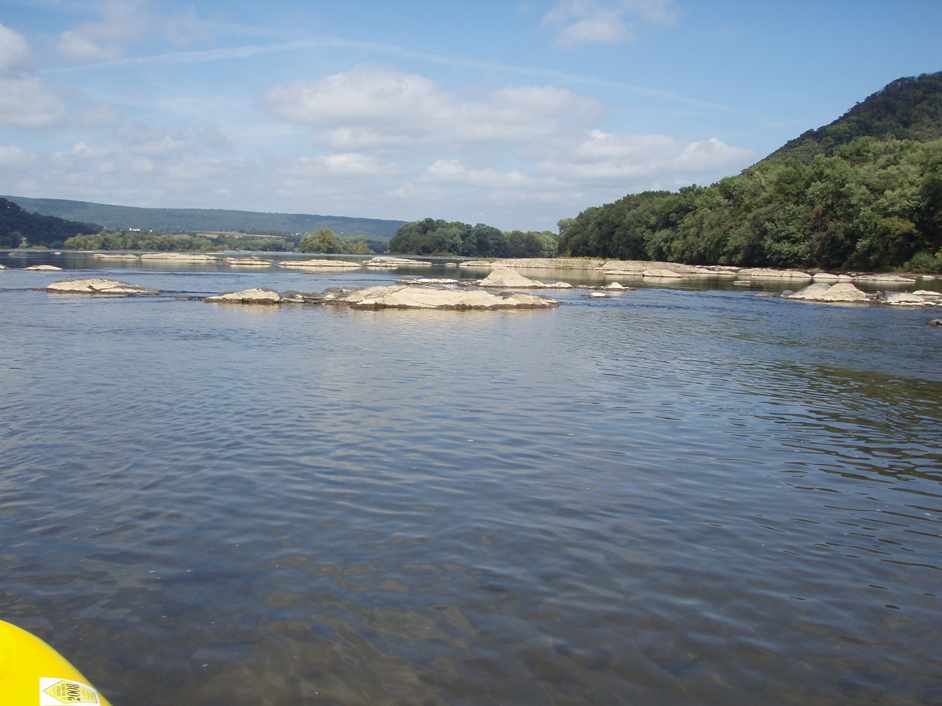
[3,196,405,240]
[0,198,101,248]
[560,72,942,272]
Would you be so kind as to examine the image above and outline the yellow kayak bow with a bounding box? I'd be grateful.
[0,620,112,706]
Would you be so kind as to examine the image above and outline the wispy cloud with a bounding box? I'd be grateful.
[542,0,678,47]
[41,34,728,112]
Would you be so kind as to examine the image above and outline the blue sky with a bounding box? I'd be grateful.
[0,0,939,229]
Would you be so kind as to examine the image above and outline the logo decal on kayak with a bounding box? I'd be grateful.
[39,678,100,705]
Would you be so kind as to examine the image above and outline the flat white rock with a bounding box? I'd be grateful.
[205,288,282,304]
[47,278,158,295]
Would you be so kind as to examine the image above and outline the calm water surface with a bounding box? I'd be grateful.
[1,255,941,705]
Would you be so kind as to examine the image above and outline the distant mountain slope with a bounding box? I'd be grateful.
[3,196,406,240]
[0,198,102,248]
[763,71,942,164]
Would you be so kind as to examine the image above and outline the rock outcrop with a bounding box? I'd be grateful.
[140,253,218,263]
[605,282,627,289]
[92,253,141,261]
[642,269,686,279]
[46,278,159,295]
[786,282,870,303]
[225,257,272,267]
[852,273,916,285]
[812,272,854,283]
[205,288,282,304]
[881,292,939,306]
[328,285,557,310]
[24,265,63,271]
[278,258,361,270]
[364,256,432,269]
[739,268,813,281]
[399,278,460,285]
[477,268,545,288]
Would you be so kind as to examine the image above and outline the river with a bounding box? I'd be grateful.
[1,253,940,705]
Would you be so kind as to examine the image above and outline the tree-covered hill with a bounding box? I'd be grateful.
[559,72,942,272]
[3,196,405,240]
[0,198,102,248]
[763,71,942,164]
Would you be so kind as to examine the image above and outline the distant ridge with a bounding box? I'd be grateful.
[3,196,406,240]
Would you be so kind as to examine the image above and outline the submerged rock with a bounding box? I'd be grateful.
[205,288,282,304]
[24,265,62,271]
[47,278,158,295]
[477,268,544,288]
[331,285,556,310]
[787,282,870,303]
[930,319,942,326]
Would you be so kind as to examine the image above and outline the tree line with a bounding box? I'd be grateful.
[389,218,559,258]
[559,136,942,272]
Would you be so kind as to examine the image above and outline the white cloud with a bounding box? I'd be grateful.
[291,153,395,177]
[57,30,120,61]
[0,77,65,127]
[543,0,677,46]
[539,129,753,183]
[424,160,531,189]
[56,0,223,62]
[266,67,600,147]
[57,0,145,61]
[0,24,30,71]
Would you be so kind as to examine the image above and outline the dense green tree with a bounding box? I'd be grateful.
[559,137,942,272]
[389,219,558,257]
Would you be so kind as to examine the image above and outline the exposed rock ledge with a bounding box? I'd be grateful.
[477,268,572,288]
[786,282,870,303]
[24,265,63,271]
[365,256,432,269]
[140,253,218,262]
[786,283,942,306]
[225,257,272,267]
[92,253,141,261]
[278,258,361,270]
[46,278,159,295]
[206,288,282,304]
[204,285,557,310]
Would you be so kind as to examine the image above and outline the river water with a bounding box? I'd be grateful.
[1,254,940,706]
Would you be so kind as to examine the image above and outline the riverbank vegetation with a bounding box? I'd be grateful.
[64,231,291,252]
[298,228,379,254]
[559,137,942,271]
[389,219,558,257]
